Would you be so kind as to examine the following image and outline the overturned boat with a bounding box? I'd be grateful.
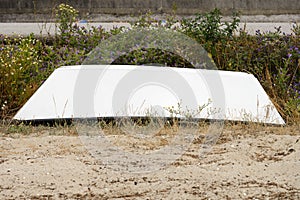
[13,65,284,125]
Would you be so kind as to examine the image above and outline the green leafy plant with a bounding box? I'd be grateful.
[55,4,79,41]
[180,8,240,55]
[0,5,299,123]
[0,34,45,118]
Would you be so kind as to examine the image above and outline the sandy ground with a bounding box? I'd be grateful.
[0,124,299,199]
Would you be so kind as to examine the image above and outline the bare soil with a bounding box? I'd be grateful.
[0,123,299,199]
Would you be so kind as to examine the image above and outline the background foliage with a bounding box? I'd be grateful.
[0,4,299,123]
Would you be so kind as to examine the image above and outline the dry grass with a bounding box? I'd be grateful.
[1,119,298,140]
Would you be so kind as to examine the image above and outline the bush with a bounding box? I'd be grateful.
[180,8,240,55]
[0,5,299,123]
[0,34,45,117]
[213,28,299,121]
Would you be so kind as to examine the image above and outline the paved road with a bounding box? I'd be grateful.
[0,22,131,36]
[0,22,297,36]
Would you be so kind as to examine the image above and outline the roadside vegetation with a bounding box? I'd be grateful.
[0,4,299,124]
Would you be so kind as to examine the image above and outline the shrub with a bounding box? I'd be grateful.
[213,28,299,122]
[55,3,79,43]
[0,34,45,118]
[180,8,240,56]
[0,5,299,123]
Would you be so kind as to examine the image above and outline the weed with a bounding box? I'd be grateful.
[0,5,299,123]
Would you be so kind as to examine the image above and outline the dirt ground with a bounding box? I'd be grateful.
[0,123,299,199]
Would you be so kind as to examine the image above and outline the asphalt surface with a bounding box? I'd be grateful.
[0,22,297,36]
[0,22,131,36]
